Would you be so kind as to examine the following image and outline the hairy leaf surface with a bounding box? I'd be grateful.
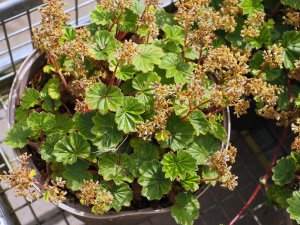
[85,82,124,114]
[115,97,145,133]
[102,182,133,212]
[272,158,297,185]
[92,113,123,150]
[171,192,200,225]
[98,153,133,184]
[161,151,197,181]
[287,191,300,224]
[160,53,193,84]
[53,133,91,165]
[4,124,32,148]
[158,115,194,151]
[132,44,164,73]
[138,160,171,200]
[62,160,93,191]
[186,134,220,165]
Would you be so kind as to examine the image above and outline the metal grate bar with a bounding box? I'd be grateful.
[1,21,16,75]
[26,10,34,48]
[75,0,79,26]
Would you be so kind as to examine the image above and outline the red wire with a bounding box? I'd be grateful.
[228,127,288,225]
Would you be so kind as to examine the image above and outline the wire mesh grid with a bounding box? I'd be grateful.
[0,0,96,90]
[0,0,293,224]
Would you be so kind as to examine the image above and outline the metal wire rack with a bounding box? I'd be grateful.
[0,0,293,224]
[0,0,98,91]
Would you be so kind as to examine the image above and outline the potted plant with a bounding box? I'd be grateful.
[0,0,293,224]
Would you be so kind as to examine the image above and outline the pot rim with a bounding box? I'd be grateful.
[7,52,231,220]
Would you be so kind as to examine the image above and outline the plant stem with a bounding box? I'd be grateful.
[181,18,189,59]
[86,170,98,174]
[270,1,281,17]
[257,61,268,77]
[198,47,203,65]
[228,127,288,225]
[287,78,295,103]
[200,177,219,182]
[109,61,120,86]
[117,32,128,41]
[208,107,226,115]
[108,8,124,32]
[46,53,75,97]
[181,99,212,120]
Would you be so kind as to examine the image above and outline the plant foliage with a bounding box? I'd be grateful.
[5,0,300,224]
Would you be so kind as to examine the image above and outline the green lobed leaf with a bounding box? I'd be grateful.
[15,107,29,124]
[225,16,245,48]
[85,82,124,114]
[281,0,300,10]
[159,53,193,84]
[27,112,56,132]
[4,124,32,148]
[287,191,300,224]
[130,138,159,161]
[155,9,177,27]
[116,64,137,81]
[41,95,61,112]
[98,153,133,185]
[162,151,197,181]
[267,184,293,208]
[162,25,186,45]
[53,133,91,165]
[180,173,200,192]
[21,88,39,109]
[43,65,55,74]
[282,31,300,69]
[115,97,145,133]
[73,111,96,140]
[201,166,218,186]
[60,26,76,42]
[132,44,165,73]
[188,110,210,136]
[92,113,123,151]
[63,59,75,72]
[50,114,73,134]
[47,77,61,100]
[138,160,172,200]
[249,25,271,48]
[101,182,133,212]
[171,192,200,225]
[118,9,138,32]
[158,115,195,151]
[174,96,190,116]
[209,119,227,141]
[291,151,300,165]
[240,0,263,14]
[90,5,113,26]
[186,134,220,165]
[130,0,145,15]
[272,158,297,186]
[132,72,160,104]
[130,138,159,177]
[40,133,61,163]
[89,30,120,61]
[62,160,93,191]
